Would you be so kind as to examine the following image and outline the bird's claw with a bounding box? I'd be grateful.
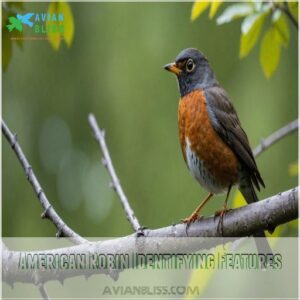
[215,208,230,236]
[214,208,231,218]
[181,214,203,224]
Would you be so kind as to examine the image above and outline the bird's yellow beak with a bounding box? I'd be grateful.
[164,62,182,75]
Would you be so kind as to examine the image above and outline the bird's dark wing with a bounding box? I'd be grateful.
[204,85,265,191]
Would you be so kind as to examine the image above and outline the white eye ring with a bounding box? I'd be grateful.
[186,59,195,73]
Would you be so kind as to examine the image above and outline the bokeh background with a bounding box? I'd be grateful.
[2,2,298,238]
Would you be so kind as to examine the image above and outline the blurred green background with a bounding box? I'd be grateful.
[2,2,298,238]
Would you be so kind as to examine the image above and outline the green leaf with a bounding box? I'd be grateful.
[260,26,281,78]
[2,29,12,71]
[240,12,266,58]
[274,13,290,47]
[217,3,253,25]
[288,161,298,176]
[186,245,228,299]
[232,191,246,208]
[46,2,61,51]
[59,2,74,47]
[191,2,210,21]
[241,13,263,34]
[46,2,75,50]
[209,2,222,19]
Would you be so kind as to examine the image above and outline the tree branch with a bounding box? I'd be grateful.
[146,187,298,238]
[253,119,298,158]
[2,116,298,291]
[1,120,87,245]
[88,113,141,232]
[2,187,298,285]
[2,116,297,244]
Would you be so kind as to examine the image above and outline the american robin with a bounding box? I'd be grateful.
[164,48,271,251]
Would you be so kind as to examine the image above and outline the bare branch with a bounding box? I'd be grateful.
[1,120,87,245]
[88,114,141,232]
[2,240,51,299]
[2,187,298,285]
[149,187,298,238]
[253,119,298,158]
[2,114,297,244]
[2,115,298,288]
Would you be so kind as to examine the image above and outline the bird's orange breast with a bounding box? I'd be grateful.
[178,89,239,187]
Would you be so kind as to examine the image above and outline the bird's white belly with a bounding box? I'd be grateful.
[185,138,226,194]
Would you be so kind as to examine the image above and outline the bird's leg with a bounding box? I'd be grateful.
[181,193,213,224]
[215,185,232,235]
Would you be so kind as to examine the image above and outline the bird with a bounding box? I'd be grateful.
[164,48,272,254]
[6,13,34,33]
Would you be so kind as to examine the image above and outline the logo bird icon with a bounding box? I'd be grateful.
[6,13,34,32]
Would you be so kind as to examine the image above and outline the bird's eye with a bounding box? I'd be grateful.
[186,59,195,73]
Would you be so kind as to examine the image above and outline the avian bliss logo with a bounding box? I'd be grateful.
[6,12,64,34]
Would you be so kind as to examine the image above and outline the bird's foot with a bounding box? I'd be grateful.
[214,207,231,236]
[181,213,203,224]
[214,208,231,218]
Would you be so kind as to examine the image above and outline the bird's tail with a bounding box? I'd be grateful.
[239,175,273,261]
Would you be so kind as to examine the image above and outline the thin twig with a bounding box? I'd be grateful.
[273,2,298,29]
[2,187,298,285]
[253,119,298,158]
[1,120,87,245]
[88,114,141,232]
[282,2,298,29]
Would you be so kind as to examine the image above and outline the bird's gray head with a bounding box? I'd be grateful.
[164,48,218,97]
